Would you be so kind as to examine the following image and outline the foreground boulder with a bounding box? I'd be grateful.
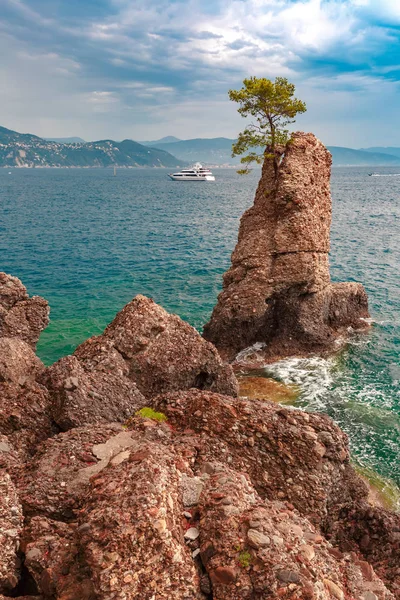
[0,335,53,457]
[79,438,205,599]
[203,133,369,361]
[18,423,134,520]
[199,466,393,600]
[22,517,94,600]
[74,294,238,398]
[41,355,146,431]
[152,389,368,527]
[0,337,44,385]
[0,273,49,350]
[0,380,53,456]
[6,392,397,599]
[328,502,400,599]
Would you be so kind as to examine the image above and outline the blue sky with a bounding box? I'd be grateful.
[1,0,400,145]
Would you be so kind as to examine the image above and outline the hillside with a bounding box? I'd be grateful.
[361,146,400,158]
[148,136,400,166]
[3,126,399,167]
[151,137,237,164]
[0,126,183,168]
[327,146,400,166]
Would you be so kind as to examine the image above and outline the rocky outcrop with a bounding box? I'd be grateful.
[203,133,369,361]
[22,518,94,600]
[0,273,49,350]
[79,438,205,600]
[18,423,130,520]
[328,502,400,599]
[0,284,52,459]
[0,336,53,456]
[2,391,398,599]
[74,294,238,397]
[0,380,53,456]
[152,389,368,527]
[199,466,393,600]
[41,355,147,431]
[41,295,238,432]
[0,272,397,599]
[0,338,44,385]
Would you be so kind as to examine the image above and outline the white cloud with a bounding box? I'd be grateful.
[1,0,400,144]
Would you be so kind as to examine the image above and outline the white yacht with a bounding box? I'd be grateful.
[168,163,215,181]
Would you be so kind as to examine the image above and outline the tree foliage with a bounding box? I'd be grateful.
[229,76,307,174]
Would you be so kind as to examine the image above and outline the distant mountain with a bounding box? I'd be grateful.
[45,137,86,144]
[327,146,400,166]
[0,126,184,168]
[360,147,400,158]
[148,136,400,166]
[150,137,239,165]
[2,126,398,168]
[140,136,181,146]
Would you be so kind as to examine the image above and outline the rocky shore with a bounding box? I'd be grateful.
[0,134,398,599]
[0,271,399,600]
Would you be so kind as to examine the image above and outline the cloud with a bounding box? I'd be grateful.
[1,0,400,144]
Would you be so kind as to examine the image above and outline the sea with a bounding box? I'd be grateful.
[0,166,399,493]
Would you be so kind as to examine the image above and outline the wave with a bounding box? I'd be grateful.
[259,355,336,408]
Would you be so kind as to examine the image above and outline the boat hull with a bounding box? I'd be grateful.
[168,174,215,181]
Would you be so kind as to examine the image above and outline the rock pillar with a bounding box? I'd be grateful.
[203,132,369,361]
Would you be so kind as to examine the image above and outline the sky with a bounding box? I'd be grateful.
[1,0,400,146]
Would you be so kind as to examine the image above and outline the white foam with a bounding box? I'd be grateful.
[370,173,400,177]
[261,355,336,408]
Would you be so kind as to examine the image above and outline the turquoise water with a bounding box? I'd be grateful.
[0,166,399,486]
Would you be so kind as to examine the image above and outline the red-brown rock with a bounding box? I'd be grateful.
[79,439,205,599]
[152,389,368,526]
[41,355,146,431]
[22,517,95,600]
[74,294,238,397]
[0,337,44,385]
[328,502,400,599]
[0,471,23,593]
[203,133,369,361]
[198,467,393,600]
[0,381,53,456]
[18,423,132,520]
[0,273,49,350]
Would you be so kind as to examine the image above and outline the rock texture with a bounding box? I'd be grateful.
[0,272,397,600]
[74,294,238,397]
[79,438,205,599]
[21,517,94,600]
[18,423,131,520]
[0,337,53,455]
[0,472,23,593]
[0,380,53,456]
[0,273,49,350]
[199,467,393,600]
[152,389,368,527]
[328,502,400,599]
[203,133,369,361]
[41,355,147,431]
